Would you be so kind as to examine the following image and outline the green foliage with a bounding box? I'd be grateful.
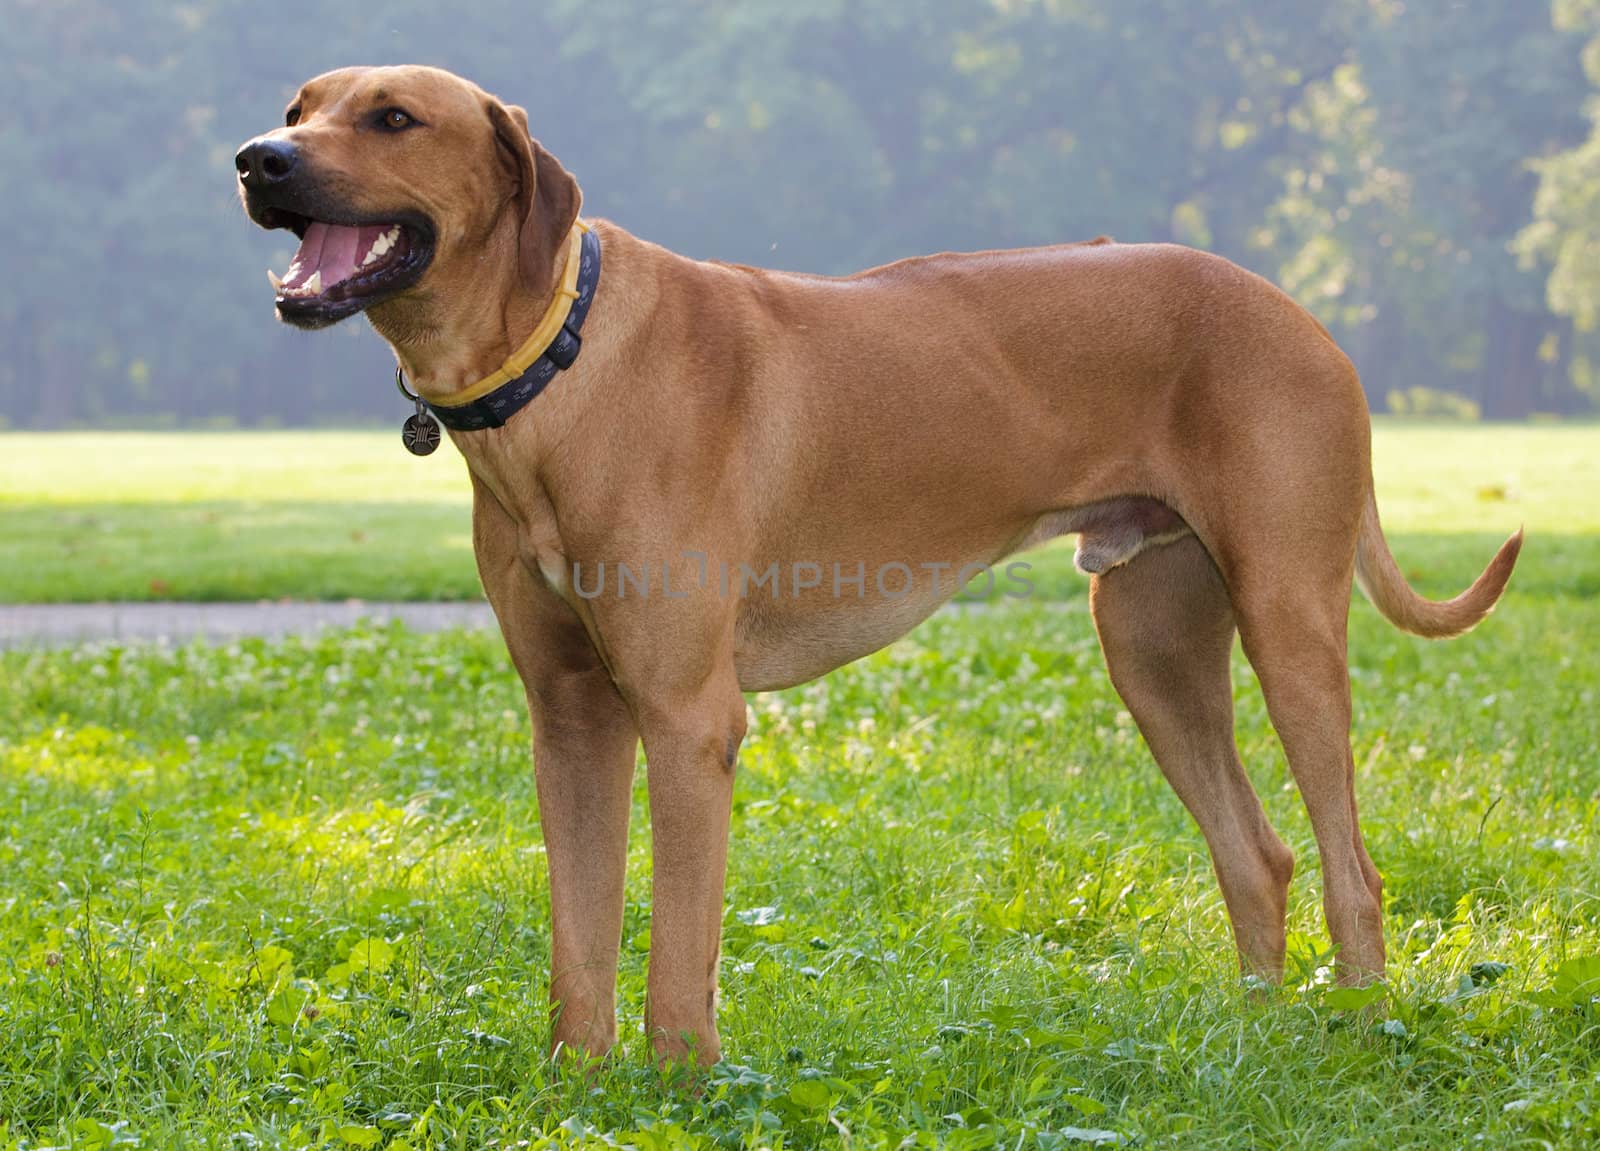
[2,0,1599,425]
[1517,0,1600,410]
[1385,387,1482,422]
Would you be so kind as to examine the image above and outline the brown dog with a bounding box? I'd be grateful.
[237,65,1521,1065]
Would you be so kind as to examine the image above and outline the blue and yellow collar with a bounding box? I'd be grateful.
[412,221,602,433]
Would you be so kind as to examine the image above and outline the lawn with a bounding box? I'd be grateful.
[1,424,1598,1148]
[1,423,1597,603]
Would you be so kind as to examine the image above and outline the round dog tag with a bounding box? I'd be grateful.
[402,410,441,456]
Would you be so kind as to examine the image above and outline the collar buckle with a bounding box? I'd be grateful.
[545,322,582,370]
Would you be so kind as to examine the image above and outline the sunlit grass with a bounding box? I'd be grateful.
[3,423,1591,529]
[0,431,473,505]
[0,420,1585,602]
[1368,422,1600,534]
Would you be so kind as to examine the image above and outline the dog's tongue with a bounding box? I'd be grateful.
[281,221,381,291]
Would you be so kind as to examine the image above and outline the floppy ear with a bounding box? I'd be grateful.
[487,99,582,301]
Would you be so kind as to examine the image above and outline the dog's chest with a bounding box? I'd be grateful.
[506,502,569,595]
[459,447,571,594]
[527,539,569,593]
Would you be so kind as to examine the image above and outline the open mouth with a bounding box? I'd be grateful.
[261,212,434,327]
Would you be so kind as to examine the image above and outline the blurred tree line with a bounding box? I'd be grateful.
[2,0,1598,427]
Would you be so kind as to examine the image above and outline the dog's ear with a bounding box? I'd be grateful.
[487,99,582,301]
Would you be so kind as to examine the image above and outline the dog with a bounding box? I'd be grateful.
[237,65,1522,1066]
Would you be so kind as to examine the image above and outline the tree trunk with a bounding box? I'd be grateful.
[1480,299,1541,419]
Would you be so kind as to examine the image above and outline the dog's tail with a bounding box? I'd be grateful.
[1354,489,1522,639]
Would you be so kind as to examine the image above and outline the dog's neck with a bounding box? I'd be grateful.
[367,225,570,404]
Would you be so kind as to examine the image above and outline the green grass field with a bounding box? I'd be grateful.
[1,424,1598,1148]
[2,423,1597,602]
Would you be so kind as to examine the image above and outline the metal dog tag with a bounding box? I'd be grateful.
[402,402,441,456]
[395,367,441,456]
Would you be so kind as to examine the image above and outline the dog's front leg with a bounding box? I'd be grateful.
[531,675,639,1060]
[634,673,747,1068]
[471,479,638,1061]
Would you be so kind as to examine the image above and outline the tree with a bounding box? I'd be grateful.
[1518,0,1600,408]
[2,0,1597,425]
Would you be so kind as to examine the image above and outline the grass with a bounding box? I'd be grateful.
[1,422,1597,602]
[0,433,477,602]
[0,423,1597,1147]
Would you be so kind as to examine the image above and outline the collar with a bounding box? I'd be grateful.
[424,221,601,431]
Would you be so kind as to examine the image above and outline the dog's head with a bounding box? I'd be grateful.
[236,65,579,332]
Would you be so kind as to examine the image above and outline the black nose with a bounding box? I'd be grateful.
[235,138,299,189]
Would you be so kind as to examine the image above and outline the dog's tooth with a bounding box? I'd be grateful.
[267,269,283,291]
[304,270,322,294]
[385,225,400,243]
[362,248,379,267]
[373,233,392,256]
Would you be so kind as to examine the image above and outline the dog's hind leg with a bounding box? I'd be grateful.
[1232,575,1385,980]
[1090,534,1295,978]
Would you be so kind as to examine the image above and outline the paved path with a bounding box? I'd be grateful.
[0,601,498,649]
[0,598,1075,650]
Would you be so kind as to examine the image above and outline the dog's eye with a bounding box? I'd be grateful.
[285,106,301,127]
[377,108,416,132]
